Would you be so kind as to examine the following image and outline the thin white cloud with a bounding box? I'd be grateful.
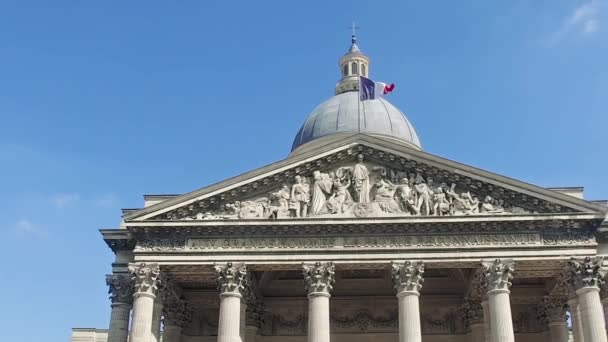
[94,193,119,208]
[550,0,603,45]
[14,219,48,238]
[50,193,81,209]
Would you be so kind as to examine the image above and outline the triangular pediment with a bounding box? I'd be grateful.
[124,135,607,222]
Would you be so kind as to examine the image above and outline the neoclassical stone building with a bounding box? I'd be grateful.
[72,35,608,342]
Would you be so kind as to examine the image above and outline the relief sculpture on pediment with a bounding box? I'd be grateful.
[178,154,529,220]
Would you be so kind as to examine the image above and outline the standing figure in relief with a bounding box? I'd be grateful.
[414,174,431,215]
[432,187,450,216]
[353,154,371,203]
[289,175,309,218]
[396,178,417,214]
[310,170,333,215]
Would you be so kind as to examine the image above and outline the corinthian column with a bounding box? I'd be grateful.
[541,296,568,342]
[128,262,161,342]
[392,261,425,342]
[216,262,248,342]
[568,257,607,342]
[568,296,585,342]
[481,259,515,342]
[303,262,335,342]
[463,300,485,342]
[106,274,133,342]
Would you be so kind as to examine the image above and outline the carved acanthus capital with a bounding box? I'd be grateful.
[391,261,425,294]
[215,262,248,296]
[462,299,484,328]
[481,259,514,293]
[303,262,335,295]
[128,262,161,295]
[106,273,134,304]
[539,295,567,324]
[163,292,192,328]
[567,256,605,291]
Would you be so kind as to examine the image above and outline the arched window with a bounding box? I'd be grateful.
[361,64,366,76]
[343,64,348,76]
[351,62,358,75]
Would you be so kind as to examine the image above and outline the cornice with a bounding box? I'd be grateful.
[100,229,135,253]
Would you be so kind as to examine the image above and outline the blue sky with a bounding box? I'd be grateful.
[0,1,606,341]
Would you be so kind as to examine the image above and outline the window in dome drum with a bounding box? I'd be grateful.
[351,62,358,75]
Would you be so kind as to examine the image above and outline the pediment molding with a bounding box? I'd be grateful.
[124,135,606,222]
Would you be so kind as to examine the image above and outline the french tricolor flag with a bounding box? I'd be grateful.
[359,76,395,101]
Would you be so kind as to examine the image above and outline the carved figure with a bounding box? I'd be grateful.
[267,185,291,218]
[352,154,371,203]
[311,171,333,215]
[396,178,417,215]
[432,187,450,216]
[326,179,352,214]
[414,174,432,216]
[481,196,504,214]
[289,175,309,218]
[373,179,400,213]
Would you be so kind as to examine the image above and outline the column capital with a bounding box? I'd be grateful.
[128,262,161,296]
[462,299,484,328]
[106,273,134,305]
[215,262,248,297]
[302,261,335,296]
[481,259,514,293]
[391,260,424,294]
[567,256,605,291]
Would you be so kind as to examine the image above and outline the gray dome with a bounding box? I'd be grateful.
[291,91,421,153]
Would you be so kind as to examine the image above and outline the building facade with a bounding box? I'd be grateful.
[73,36,608,342]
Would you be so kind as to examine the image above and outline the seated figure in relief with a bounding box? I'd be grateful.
[396,178,417,215]
[326,179,352,214]
[373,178,401,213]
[480,195,505,214]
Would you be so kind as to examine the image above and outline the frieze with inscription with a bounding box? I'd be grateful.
[133,230,595,252]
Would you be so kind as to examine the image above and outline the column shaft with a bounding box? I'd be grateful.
[163,325,182,342]
[548,321,569,342]
[129,292,156,342]
[482,300,491,342]
[218,294,242,342]
[570,298,586,342]
[240,302,247,341]
[107,303,131,342]
[308,293,331,342]
[151,301,163,342]
[397,291,421,342]
[577,287,608,342]
[487,289,514,342]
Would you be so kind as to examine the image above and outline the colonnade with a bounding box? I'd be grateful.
[104,257,608,342]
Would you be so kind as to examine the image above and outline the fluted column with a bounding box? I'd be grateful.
[463,300,485,342]
[162,288,192,342]
[151,300,163,342]
[216,262,248,342]
[392,261,425,342]
[541,296,568,342]
[128,263,161,342]
[106,274,133,342]
[481,300,491,342]
[481,259,515,342]
[569,297,585,342]
[568,257,607,342]
[303,262,335,342]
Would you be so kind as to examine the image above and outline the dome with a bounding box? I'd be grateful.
[290,91,421,154]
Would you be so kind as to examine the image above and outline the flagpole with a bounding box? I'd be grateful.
[357,76,361,134]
